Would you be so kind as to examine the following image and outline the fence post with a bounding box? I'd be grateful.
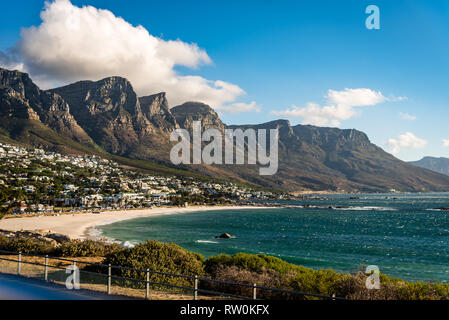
[17,252,22,275]
[145,269,150,300]
[44,255,48,281]
[107,264,111,295]
[194,275,198,301]
[253,283,257,300]
[73,259,77,287]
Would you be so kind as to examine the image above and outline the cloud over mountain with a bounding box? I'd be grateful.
[387,132,428,155]
[271,88,388,126]
[5,0,258,113]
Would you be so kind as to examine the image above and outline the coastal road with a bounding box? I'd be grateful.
[0,273,127,300]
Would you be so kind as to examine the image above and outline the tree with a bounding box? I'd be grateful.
[0,204,15,220]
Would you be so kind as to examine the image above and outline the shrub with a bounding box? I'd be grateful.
[55,240,122,257]
[0,235,121,257]
[205,253,341,299]
[201,264,294,299]
[204,252,449,300]
[97,240,205,290]
[206,253,312,276]
[333,273,449,300]
[0,235,54,255]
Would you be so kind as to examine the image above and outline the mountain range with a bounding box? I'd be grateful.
[1,67,449,193]
[409,157,449,176]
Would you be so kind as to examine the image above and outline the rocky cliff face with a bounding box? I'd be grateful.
[50,77,153,155]
[50,77,179,160]
[171,102,225,132]
[139,93,178,131]
[0,68,94,146]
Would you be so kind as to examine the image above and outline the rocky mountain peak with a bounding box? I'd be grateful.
[50,76,148,155]
[0,68,94,146]
[0,68,39,100]
[171,101,215,114]
[292,125,372,151]
[139,92,168,116]
[139,92,178,131]
[171,102,225,132]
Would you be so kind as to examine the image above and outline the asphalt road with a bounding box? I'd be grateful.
[0,273,126,300]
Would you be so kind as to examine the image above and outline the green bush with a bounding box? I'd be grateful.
[206,253,311,276]
[98,241,205,290]
[201,264,292,299]
[205,252,449,300]
[0,235,121,257]
[205,253,342,299]
[55,240,122,257]
[0,235,54,255]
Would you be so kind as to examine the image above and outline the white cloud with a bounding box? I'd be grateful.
[0,50,24,71]
[271,88,388,126]
[4,0,258,113]
[443,139,449,147]
[326,88,387,107]
[221,101,261,114]
[399,112,416,121]
[386,132,427,155]
[390,96,408,102]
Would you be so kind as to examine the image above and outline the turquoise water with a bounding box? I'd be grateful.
[98,193,449,282]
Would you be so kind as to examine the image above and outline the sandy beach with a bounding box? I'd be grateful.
[0,206,262,240]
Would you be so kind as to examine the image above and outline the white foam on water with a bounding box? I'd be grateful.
[195,240,219,244]
[121,241,136,248]
[88,227,104,239]
[335,206,397,211]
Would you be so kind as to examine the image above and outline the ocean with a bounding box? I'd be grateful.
[98,193,449,282]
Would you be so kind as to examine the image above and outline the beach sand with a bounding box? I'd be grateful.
[0,206,262,240]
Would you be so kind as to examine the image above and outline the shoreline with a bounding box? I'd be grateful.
[0,206,270,241]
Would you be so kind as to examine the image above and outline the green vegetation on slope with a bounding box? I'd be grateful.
[0,235,121,257]
[98,241,205,289]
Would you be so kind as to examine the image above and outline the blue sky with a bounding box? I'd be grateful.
[0,0,448,161]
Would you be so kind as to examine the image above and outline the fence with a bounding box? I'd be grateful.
[0,250,346,300]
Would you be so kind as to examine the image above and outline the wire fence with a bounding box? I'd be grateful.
[0,250,346,300]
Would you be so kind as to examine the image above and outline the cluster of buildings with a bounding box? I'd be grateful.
[0,143,284,214]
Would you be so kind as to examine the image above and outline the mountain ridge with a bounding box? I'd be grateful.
[409,157,449,176]
[1,67,449,192]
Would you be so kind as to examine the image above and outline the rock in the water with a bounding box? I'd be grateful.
[215,233,232,239]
